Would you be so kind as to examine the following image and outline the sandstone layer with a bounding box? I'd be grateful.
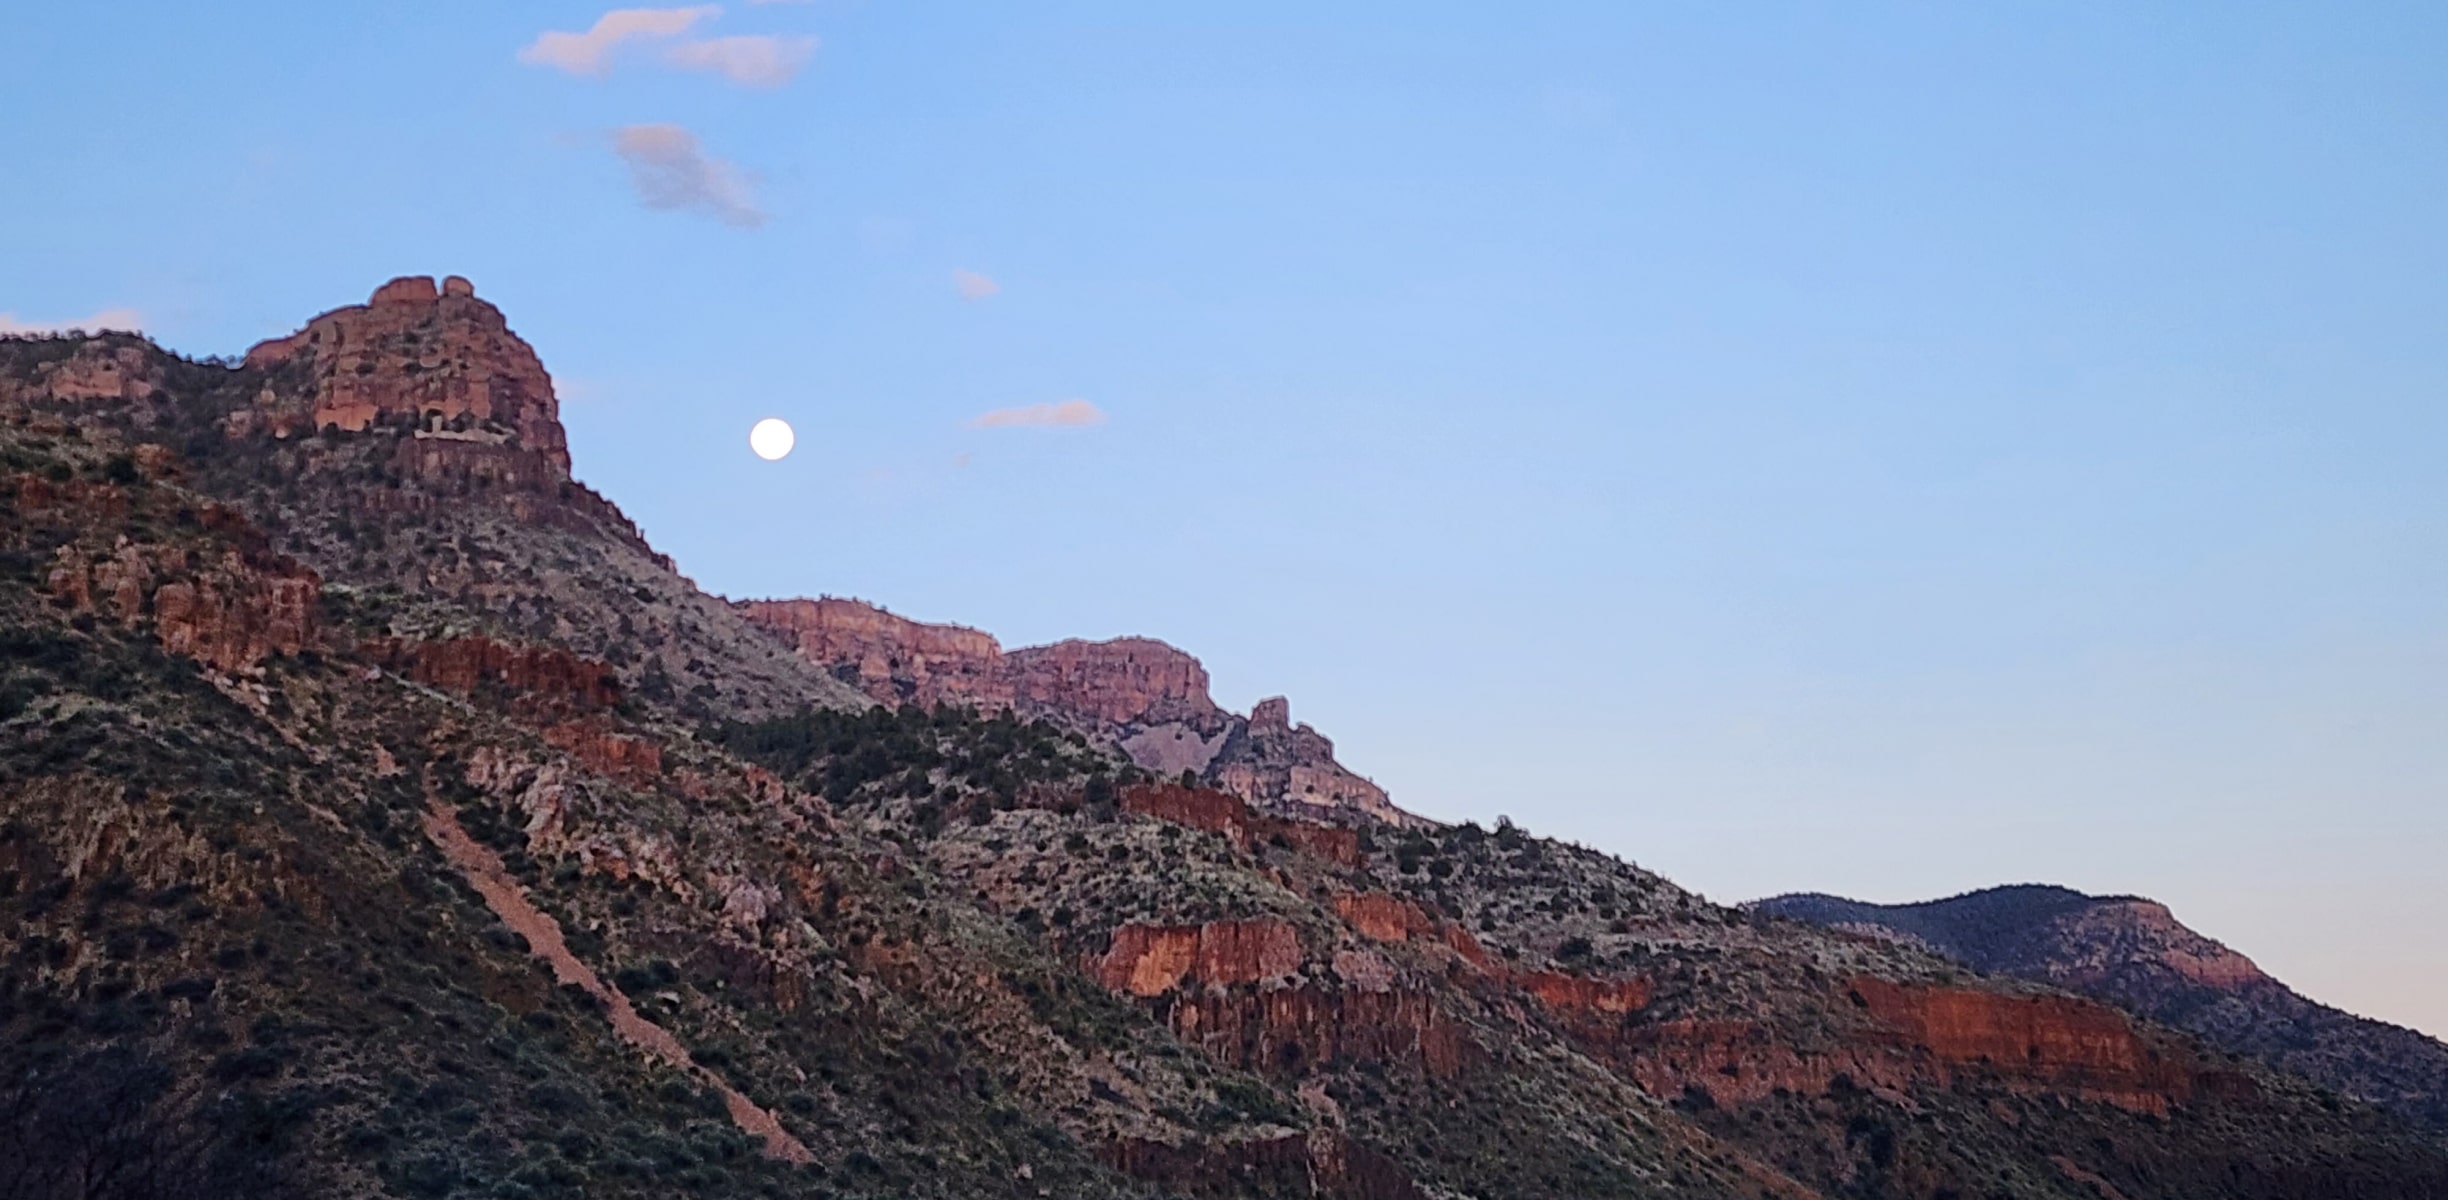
[243,275,569,473]
[1756,884,2448,1132]
[735,596,1416,825]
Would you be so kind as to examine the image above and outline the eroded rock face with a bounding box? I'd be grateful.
[1095,920,1304,996]
[542,719,664,785]
[243,276,570,475]
[2046,899,2270,990]
[1174,984,1474,1080]
[32,344,158,404]
[1848,977,2206,1112]
[1615,979,2227,1116]
[45,539,320,673]
[1515,968,1653,1019]
[1118,783,1363,866]
[1334,892,1438,945]
[1006,637,1219,727]
[1091,915,1476,1081]
[361,635,619,711]
[734,596,1416,824]
[1749,884,2448,1131]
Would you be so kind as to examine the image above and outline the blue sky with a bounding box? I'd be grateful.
[5,2,2443,1036]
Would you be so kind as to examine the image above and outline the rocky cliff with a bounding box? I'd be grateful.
[241,274,569,473]
[5,282,2444,1199]
[735,596,1416,825]
[1755,884,2448,1133]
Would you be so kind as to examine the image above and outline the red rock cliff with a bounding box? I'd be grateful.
[1847,976,2201,1110]
[1118,783,1362,866]
[1096,920,1305,996]
[730,597,1010,710]
[1005,637,1219,726]
[242,275,570,475]
[361,635,620,712]
[44,535,320,674]
[1614,978,2230,1116]
[735,596,1417,825]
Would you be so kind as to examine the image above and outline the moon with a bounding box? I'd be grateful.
[748,417,795,461]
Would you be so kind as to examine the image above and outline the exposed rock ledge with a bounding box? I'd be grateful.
[736,596,1422,825]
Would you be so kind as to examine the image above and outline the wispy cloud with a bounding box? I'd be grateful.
[613,124,764,228]
[664,34,816,86]
[518,6,718,76]
[0,307,143,336]
[952,269,1000,300]
[966,399,1105,429]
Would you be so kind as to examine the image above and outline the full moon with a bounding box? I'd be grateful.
[748,417,795,461]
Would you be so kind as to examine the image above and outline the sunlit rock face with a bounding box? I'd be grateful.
[44,541,320,675]
[242,275,570,474]
[734,597,1422,824]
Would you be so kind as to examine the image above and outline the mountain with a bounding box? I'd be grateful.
[1753,885,2448,1134]
[4,277,2446,1198]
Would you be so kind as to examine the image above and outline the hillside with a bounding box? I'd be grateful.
[4,277,2446,1198]
[1754,885,2448,1134]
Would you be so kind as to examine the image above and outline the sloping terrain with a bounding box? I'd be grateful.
[1756,885,2448,1135]
[4,278,2446,1199]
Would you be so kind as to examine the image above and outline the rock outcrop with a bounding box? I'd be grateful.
[1095,920,1305,996]
[242,275,569,474]
[1007,637,1219,727]
[735,596,1415,824]
[43,533,321,674]
[543,719,665,785]
[1211,695,1402,824]
[1117,783,1362,866]
[1332,892,1441,945]
[1847,976,2208,1112]
[1615,981,2232,1117]
[730,597,1013,710]
[25,343,159,404]
[1755,885,2448,1132]
[360,635,620,711]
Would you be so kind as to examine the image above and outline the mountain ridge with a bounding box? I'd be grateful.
[4,276,2444,1197]
[1754,884,2448,1133]
[731,594,1416,827]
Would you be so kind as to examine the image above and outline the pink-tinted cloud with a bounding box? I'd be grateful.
[0,307,143,335]
[613,124,765,228]
[952,269,1000,300]
[518,6,718,76]
[664,34,817,87]
[966,399,1105,429]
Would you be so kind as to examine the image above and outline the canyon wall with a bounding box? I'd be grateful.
[736,597,1417,825]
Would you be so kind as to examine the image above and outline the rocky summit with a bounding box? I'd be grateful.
[4,278,2446,1199]
[1755,884,2448,1136]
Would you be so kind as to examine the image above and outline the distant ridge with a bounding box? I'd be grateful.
[1755,884,2448,1133]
